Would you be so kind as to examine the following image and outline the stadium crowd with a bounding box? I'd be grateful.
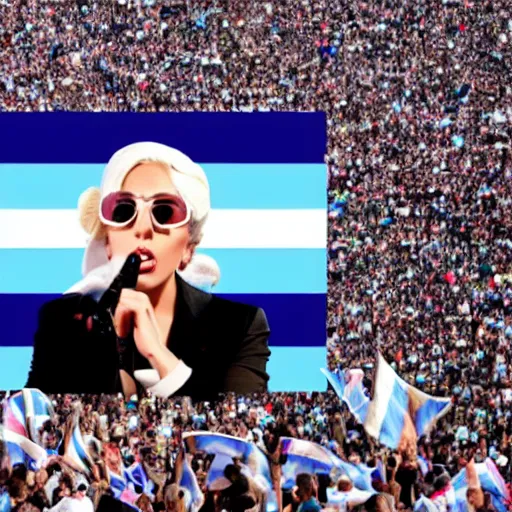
[0,392,506,512]
[1,0,512,509]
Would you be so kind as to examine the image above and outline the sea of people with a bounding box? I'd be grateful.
[1,0,512,509]
[1,392,506,512]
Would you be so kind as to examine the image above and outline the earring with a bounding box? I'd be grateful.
[179,261,187,271]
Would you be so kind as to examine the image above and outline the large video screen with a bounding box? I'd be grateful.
[0,112,327,392]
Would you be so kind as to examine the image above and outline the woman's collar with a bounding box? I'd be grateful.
[175,273,213,320]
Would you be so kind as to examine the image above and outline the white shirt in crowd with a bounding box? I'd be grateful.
[44,472,62,504]
[45,494,94,512]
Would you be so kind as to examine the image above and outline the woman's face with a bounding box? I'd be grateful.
[105,162,194,293]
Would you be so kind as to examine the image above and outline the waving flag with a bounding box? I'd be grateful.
[280,437,340,486]
[206,453,238,489]
[321,368,369,422]
[179,452,204,512]
[125,461,155,498]
[183,431,272,487]
[280,438,375,493]
[451,458,510,512]
[108,467,131,500]
[62,411,95,475]
[326,487,375,509]
[183,432,276,512]
[2,389,52,470]
[364,353,452,450]
[103,444,141,506]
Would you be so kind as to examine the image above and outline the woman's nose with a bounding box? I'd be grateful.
[134,203,153,238]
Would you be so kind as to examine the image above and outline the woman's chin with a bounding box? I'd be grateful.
[135,273,157,292]
[135,269,177,293]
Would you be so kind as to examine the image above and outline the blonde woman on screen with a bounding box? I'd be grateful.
[26,142,271,400]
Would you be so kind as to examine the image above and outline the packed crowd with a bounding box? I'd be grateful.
[1,392,504,512]
[1,0,512,508]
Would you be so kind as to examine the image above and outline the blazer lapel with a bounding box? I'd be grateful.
[166,274,213,363]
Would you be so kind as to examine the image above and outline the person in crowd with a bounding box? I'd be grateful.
[45,483,94,512]
[295,474,322,512]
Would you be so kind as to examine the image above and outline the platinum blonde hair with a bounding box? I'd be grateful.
[78,158,208,246]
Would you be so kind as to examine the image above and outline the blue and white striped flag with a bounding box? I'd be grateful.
[280,438,375,493]
[61,410,95,476]
[364,353,452,450]
[321,368,370,423]
[125,461,155,499]
[179,452,205,512]
[2,389,52,470]
[451,458,510,512]
[0,112,327,393]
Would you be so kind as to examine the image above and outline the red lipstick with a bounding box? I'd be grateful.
[135,247,157,274]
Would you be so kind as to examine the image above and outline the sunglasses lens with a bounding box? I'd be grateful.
[101,193,136,224]
[101,193,188,226]
[112,201,136,223]
[152,197,188,226]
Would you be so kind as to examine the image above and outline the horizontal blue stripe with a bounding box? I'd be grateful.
[0,249,326,294]
[0,347,327,392]
[0,164,327,210]
[0,293,326,348]
[0,113,327,163]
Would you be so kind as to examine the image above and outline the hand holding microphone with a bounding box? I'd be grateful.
[98,252,141,316]
[105,254,170,362]
[83,252,142,337]
[76,251,178,378]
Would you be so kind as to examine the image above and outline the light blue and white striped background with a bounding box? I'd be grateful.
[0,163,327,391]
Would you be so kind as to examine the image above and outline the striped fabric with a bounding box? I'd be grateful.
[0,112,327,392]
[183,431,277,512]
[2,389,52,470]
[364,353,452,450]
[279,437,375,493]
[62,412,95,476]
[324,355,452,451]
[183,431,272,487]
[321,368,370,423]
[451,458,510,512]
[179,452,205,512]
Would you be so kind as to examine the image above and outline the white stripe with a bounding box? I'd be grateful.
[10,399,26,426]
[364,353,396,440]
[0,209,325,249]
[281,437,339,466]
[3,428,48,464]
[66,439,89,474]
[22,389,34,420]
[22,389,37,444]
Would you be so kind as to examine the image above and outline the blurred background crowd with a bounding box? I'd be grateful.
[1,0,512,510]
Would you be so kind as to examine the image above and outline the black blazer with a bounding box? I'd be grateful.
[26,275,271,401]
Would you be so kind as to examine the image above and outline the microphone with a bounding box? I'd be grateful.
[87,253,141,336]
[98,252,141,315]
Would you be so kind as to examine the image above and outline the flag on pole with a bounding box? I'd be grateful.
[364,353,452,450]
[2,389,52,470]
[62,411,95,475]
[321,368,370,423]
